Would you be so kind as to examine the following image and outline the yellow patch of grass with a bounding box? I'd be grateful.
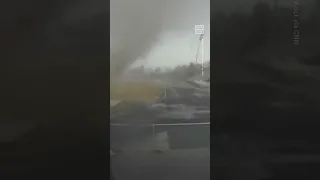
[110,83,162,102]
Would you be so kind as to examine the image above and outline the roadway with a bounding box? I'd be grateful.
[110,83,210,180]
[110,84,210,148]
[110,85,210,124]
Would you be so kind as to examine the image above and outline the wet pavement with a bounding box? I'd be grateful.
[110,85,210,180]
[110,85,210,148]
[110,86,210,124]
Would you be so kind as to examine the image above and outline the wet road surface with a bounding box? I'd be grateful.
[110,85,210,180]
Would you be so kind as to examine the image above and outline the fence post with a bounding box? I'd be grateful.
[152,124,155,141]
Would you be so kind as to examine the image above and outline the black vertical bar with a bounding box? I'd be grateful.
[0,0,111,179]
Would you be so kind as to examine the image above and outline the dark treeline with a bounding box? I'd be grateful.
[126,62,210,82]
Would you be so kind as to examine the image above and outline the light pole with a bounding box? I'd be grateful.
[194,25,205,76]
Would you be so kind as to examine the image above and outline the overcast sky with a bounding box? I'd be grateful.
[110,0,210,70]
[133,0,210,68]
[136,24,210,68]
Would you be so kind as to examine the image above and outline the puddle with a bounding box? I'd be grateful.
[193,93,206,97]
[148,103,168,109]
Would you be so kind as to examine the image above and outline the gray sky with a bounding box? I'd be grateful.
[135,25,210,68]
[136,0,210,68]
[134,6,210,69]
[110,0,210,70]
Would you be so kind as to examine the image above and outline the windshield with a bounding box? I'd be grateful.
[110,0,210,179]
